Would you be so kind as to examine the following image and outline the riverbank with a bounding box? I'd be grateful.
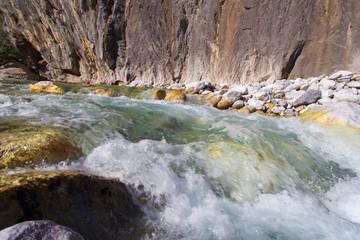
[25,69,360,129]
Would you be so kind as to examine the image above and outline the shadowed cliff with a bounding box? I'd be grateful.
[0,0,359,84]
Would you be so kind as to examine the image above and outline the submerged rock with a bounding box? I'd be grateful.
[0,170,141,240]
[30,81,63,94]
[0,220,84,240]
[0,121,83,169]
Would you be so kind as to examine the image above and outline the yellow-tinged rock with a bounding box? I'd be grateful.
[295,105,305,112]
[256,110,266,115]
[265,102,275,108]
[216,96,231,109]
[101,90,119,97]
[209,95,222,107]
[30,81,63,94]
[165,90,186,101]
[299,102,360,130]
[0,170,141,240]
[0,121,83,169]
[237,108,251,114]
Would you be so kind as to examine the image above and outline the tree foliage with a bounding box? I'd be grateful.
[0,29,19,64]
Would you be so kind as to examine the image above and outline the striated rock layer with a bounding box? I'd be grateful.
[0,0,359,85]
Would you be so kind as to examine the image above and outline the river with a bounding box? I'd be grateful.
[1,81,360,239]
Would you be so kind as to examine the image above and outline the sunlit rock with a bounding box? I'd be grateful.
[216,96,232,109]
[101,90,119,97]
[209,94,222,107]
[329,70,353,80]
[128,80,153,89]
[164,90,186,102]
[0,220,84,240]
[0,170,141,240]
[231,100,245,109]
[30,81,63,94]
[0,121,83,169]
[347,81,360,89]
[300,102,360,129]
[185,81,206,93]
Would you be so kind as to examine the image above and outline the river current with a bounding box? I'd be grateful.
[1,81,360,239]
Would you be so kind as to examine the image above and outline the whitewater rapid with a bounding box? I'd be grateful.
[1,81,360,239]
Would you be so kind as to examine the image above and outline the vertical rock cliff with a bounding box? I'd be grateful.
[0,0,359,84]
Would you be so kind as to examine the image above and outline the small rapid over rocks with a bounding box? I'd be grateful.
[1,81,360,239]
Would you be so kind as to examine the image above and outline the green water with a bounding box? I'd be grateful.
[1,81,360,239]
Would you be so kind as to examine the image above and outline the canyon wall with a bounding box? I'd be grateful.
[0,0,359,84]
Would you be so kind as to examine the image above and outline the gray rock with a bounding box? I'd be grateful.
[329,70,353,80]
[308,83,320,91]
[285,109,296,116]
[247,99,266,110]
[253,91,269,101]
[318,98,333,105]
[321,89,334,99]
[270,106,285,114]
[224,85,248,104]
[263,83,285,92]
[0,220,84,240]
[265,76,276,85]
[334,89,360,103]
[128,80,153,88]
[336,82,346,90]
[293,90,322,107]
[347,81,360,89]
[186,81,206,93]
[277,99,288,108]
[285,90,305,101]
[319,79,336,89]
[231,100,245,109]
[300,83,310,91]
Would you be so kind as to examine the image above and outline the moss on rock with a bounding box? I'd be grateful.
[30,81,63,94]
[0,121,83,169]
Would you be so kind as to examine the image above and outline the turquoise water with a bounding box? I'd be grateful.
[1,81,360,239]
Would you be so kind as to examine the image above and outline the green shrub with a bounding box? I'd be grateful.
[0,30,19,64]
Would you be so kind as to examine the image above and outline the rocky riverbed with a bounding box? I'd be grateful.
[1,76,360,239]
[27,69,360,129]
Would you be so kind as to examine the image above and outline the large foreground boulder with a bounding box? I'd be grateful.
[0,121,83,169]
[0,170,141,240]
[0,220,84,240]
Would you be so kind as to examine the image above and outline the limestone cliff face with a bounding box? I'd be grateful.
[0,0,359,84]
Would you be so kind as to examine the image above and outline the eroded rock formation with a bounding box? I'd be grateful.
[0,0,359,84]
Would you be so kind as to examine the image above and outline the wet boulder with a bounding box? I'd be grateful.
[154,89,166,100]
[30,81,63,94]
[165,90,186,102]
[0,170,141,240]
[0,220,84,240]
[0,121,83,169]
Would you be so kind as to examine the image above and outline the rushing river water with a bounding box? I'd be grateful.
[1,81,360,239]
